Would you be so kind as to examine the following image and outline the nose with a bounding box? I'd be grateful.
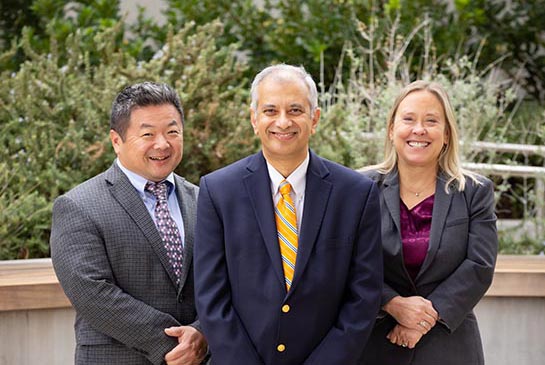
[276,111,292,129]
[154,134,169,149]
[412,120,427,135]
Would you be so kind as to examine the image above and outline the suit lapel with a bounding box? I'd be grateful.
[175,176,196,291]
[416,173,453,280]
[382,171,403,257]
[105,164,179,287]
[289,152,332,294]
[243,152,285,288]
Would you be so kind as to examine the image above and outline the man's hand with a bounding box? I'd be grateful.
[386,324,423,349]
[164,326,208,365]
[383,296,438,334]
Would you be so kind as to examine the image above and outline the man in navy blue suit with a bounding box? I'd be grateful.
[194,64,383,364]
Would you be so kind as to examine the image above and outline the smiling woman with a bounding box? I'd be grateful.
[359,80,498,365]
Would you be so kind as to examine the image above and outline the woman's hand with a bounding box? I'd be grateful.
[383,295,438,334]
[386,324,423,349]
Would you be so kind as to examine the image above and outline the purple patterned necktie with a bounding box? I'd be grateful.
[145,181,183,282]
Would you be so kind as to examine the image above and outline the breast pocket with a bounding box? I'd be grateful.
[437,217,469,265]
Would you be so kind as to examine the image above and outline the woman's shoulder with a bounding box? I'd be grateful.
[357,166,386,182]
[463,171,494,191]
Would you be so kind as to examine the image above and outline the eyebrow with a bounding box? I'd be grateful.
[260,103,306,109]
[139,120,180,128]
[399,110,441,117]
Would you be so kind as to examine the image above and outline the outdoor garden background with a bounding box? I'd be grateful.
[1,0,544,260]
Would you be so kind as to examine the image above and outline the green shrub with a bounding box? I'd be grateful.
[312,17,517,169]
[310,16,545,254]
[0,20,252,259]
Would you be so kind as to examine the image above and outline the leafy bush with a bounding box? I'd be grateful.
[1,1,544,259]
[312,16,517,168]
[157,0,545,101]
[310,16,545,254]
[0,20,252,259]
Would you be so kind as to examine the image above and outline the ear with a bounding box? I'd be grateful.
[250,108,259,135]
[110,129,123,155]
[310,108,321,135]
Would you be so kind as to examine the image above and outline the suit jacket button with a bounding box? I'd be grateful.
[277,344,286,352]
[281,304,290,313]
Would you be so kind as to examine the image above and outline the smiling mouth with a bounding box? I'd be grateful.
[270,131,297,138]
[149,155,169,161]
[408,141,430,148]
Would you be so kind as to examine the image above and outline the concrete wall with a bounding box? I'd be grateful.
[1,257,544,364]
[0,308,75,365]
[1,297,544,365]
[476,297,545,364]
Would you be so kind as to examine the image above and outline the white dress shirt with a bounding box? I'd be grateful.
[266,153,309,229]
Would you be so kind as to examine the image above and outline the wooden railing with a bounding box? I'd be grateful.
[0,258,70,311]
[1,256,544,312]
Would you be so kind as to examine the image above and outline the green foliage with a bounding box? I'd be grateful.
[162,0,376,85]
[310,17,545,256]
[0,162,52,259]
[0,0,155,72]
[0,20,251,259]
[1,0,544,258]
[0,0,39,48]
[158,0,545,101]
[312,17,517,169]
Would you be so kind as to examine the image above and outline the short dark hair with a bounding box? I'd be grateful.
[110,82,184,140]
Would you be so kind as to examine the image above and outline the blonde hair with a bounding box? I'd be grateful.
[369,80,480,192]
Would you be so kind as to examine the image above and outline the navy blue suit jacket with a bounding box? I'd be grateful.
[194,151,383,364]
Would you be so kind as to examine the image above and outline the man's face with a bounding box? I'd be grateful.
[110,104,183,182]
[250,76,320,166]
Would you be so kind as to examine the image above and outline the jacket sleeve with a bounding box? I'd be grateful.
[193,177,264,365]
[427,178,498,331]
[303,182,384,364]
[50,195,180,365]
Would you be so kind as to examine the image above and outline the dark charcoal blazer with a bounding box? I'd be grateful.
[194,150,384,365]
[360,169,498,365]
[51,163,199,365]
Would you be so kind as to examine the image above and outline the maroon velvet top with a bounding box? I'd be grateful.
[400,195,434,280]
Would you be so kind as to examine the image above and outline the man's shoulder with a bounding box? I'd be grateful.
[202,153,257,183]
[357,167,384,184]
[62,170,109,199]
[174,173,198,191]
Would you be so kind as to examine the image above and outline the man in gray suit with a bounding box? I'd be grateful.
[51,82,207,365]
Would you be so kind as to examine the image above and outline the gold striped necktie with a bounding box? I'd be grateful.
[275,180,298,291]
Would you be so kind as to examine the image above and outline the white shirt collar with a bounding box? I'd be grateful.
[266,152,309,198]
[115,158,176,196]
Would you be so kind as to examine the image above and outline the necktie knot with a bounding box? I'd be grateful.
[145,181,169,201]
[279,180,292,197]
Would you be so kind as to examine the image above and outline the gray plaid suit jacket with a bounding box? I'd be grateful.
[51,163,199,365]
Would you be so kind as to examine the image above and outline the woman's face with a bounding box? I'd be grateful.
[389,90,449,170]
